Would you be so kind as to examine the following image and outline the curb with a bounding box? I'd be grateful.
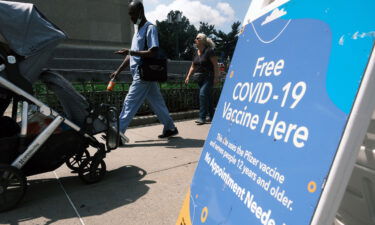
[129,110,199,127]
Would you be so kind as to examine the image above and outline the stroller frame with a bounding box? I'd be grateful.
[0,75,94,165]
[0,1,124,212]
[0,74,120,212]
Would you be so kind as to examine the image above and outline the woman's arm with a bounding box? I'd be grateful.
[185,62,196,84]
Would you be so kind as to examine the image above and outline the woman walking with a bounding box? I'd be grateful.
[185,33,220,125]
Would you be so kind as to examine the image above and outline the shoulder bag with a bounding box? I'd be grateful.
[139,24,167,82]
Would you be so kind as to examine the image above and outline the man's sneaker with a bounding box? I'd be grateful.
[120,134,130,143]
[195,119,205,125]
[119,135,129,147]
[158,128,179,138]
[101,134,129,147]
[119,137,127,147]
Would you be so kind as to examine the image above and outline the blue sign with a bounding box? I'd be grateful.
[177,1,375,225]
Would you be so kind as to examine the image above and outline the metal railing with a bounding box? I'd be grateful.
[33,81,223,116]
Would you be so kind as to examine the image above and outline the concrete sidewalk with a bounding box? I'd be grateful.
[0,119,210,225]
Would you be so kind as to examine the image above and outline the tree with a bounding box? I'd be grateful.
[214,21,241,62]
[156,11,197,60]
[156,11,240,62]
[198,22,216,39]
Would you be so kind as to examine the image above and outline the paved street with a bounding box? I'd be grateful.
[0,119,210,225]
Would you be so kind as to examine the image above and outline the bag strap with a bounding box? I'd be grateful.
[143,23,153,51]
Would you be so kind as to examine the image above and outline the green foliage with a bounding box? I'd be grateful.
[214,21,241,62]
[198,22,216,39]
[156,10,197,60]
[34,81,221,96]
[156,10,240,63]
[159,82,200,89]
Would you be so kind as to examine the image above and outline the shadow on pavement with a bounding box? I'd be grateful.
[0,165,154,225]
[125,137,205,149]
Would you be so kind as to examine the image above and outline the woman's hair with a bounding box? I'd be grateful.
[197,33,215,49]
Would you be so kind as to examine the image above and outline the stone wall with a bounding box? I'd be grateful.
[7,1,193,82]
[14,0,131,46]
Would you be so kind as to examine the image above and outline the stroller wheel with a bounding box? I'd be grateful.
[0,164,27,212]
[66,149,91,172]
[78,157,106,184]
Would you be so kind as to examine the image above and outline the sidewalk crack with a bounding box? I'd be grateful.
[148,161,198,175]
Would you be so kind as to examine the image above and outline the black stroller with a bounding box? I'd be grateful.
[0,1,123,212]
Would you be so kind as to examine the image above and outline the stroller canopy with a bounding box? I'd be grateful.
[0,1,66,57]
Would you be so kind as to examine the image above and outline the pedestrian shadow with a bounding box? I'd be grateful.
[0,165,154,225]
[124,136,206,149]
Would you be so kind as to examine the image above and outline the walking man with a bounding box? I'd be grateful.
[110,0,178,145]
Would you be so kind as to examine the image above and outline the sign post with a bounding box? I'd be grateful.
[176,1,375,224]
